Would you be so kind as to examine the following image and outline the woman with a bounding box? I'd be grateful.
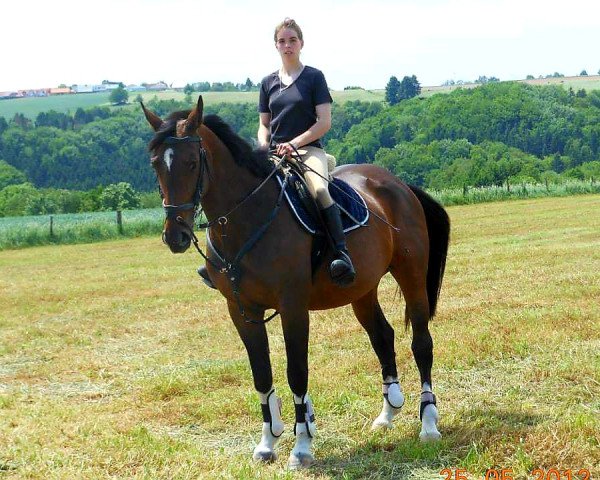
[258,18,355,287]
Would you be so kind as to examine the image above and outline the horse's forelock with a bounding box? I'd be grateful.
[148,110,193,151]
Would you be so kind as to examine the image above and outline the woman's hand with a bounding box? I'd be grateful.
[275,142,297,157]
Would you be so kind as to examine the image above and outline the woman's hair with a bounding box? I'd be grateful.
[274,17,303,43]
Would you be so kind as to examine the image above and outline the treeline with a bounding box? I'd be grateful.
[327,82,600,187]
[0,99,379,216]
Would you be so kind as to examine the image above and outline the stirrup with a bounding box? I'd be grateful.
[197,265,216,289]
[329,250,355,287]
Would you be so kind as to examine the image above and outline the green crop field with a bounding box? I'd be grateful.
[0,194,598,479]
[0,89,385,120]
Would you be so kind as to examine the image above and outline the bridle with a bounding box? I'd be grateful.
[158,135,207,222]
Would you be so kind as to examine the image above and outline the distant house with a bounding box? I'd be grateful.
[145,81,169,91]
[126,84,146,92]
[50,87,72,95]
[19,88,49,97]
[71,85,95,94]
[0,91,20,100]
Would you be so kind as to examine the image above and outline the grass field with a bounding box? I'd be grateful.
[0,195,598,479]
[0,89,386,120]
[3,74,600,120]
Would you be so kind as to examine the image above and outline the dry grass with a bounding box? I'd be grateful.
[0,195,598,479]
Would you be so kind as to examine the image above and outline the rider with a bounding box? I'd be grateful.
[198,17,355,289]
[258,17,355,287]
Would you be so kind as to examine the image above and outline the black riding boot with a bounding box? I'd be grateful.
[197,265,216,289]
[321,204,356,287]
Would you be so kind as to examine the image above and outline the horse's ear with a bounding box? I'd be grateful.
[186,96,204,134]
[141,102,163,131]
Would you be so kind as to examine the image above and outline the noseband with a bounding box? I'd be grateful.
[158,135,207,220]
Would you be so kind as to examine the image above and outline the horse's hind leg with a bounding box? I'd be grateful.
[389,267,442,442]
[351,289,405,430]
[226,300,284,462]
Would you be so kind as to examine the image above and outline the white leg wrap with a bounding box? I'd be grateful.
[252,389,284,462]
[289,393,316,469]
[419,383,441,442]
[372,376,405,430]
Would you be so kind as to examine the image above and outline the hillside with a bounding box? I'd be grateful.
[1,81,600,217]
[2,75,600,120]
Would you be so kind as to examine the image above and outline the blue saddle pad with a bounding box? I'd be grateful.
[276,171,369,235]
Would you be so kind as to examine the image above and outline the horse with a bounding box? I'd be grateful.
[142,96,450,469]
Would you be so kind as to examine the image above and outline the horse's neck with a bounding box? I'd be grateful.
[199,125,274,232]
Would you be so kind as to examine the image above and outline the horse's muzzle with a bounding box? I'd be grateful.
[162,229,191,253]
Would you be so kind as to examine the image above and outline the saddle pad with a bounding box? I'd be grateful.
[277,171,369,235]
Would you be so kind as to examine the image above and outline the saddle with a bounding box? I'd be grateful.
[276,170,369,235]
[276,168,369,276]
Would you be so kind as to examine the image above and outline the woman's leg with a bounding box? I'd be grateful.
[301,147,355,287]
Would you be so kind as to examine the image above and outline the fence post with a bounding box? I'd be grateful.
[463,184,468,196]
[116,210,123,234]
[506,179,511,193]
[50,215,54,238]
[545,177,549,192]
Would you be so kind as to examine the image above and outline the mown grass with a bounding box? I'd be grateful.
[0,195,598,479]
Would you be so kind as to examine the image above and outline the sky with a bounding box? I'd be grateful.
[2,0,599,92]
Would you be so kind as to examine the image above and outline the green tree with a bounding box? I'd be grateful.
[385,76,401,105]
[580,70,588,76]
[99,182,140,210]
[183,83,195,95]
[109,86,129,105]
[398,75,421,100]
[0,160,27,190]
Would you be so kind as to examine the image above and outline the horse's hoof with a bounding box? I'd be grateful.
[419,429,442,442]
[288,452,315,470]
[252,448,277,463]
[371,416,393,430]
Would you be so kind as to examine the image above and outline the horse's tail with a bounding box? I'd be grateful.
[408,185,450,321]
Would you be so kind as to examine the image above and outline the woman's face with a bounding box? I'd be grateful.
[275,27,303,61]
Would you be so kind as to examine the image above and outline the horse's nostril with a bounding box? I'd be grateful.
[180,231,191,246]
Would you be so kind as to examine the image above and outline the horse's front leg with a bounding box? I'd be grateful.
[280,301,316,469]
[227,300,284,462]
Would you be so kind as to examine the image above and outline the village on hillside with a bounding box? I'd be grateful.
[0,81,169,100]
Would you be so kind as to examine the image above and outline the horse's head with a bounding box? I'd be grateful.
[142,96,205,253]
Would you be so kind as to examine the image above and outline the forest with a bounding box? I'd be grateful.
[1,82,599,216]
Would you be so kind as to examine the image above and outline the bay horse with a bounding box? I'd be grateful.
[142,96,450,469]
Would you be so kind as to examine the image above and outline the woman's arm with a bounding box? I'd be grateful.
[276,103,332,156]
[258,112,271,148]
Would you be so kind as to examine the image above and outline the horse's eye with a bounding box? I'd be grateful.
[151,155,159,166]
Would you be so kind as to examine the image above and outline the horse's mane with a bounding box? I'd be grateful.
[149,110,272,178]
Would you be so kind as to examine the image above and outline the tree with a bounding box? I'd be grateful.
[0,160,27,190]
[183,83,195,95]
[99,182,140,210]
[385,76,401,105]
[580,70,588,76]
[244,78,254,91]
[398,75,421,100]
[109,86,129,105]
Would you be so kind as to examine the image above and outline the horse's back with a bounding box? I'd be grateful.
[307,163,429,310]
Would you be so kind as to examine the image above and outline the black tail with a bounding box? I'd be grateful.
[408,185,450,318]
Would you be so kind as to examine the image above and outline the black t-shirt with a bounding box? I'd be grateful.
[259,66,333,149]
